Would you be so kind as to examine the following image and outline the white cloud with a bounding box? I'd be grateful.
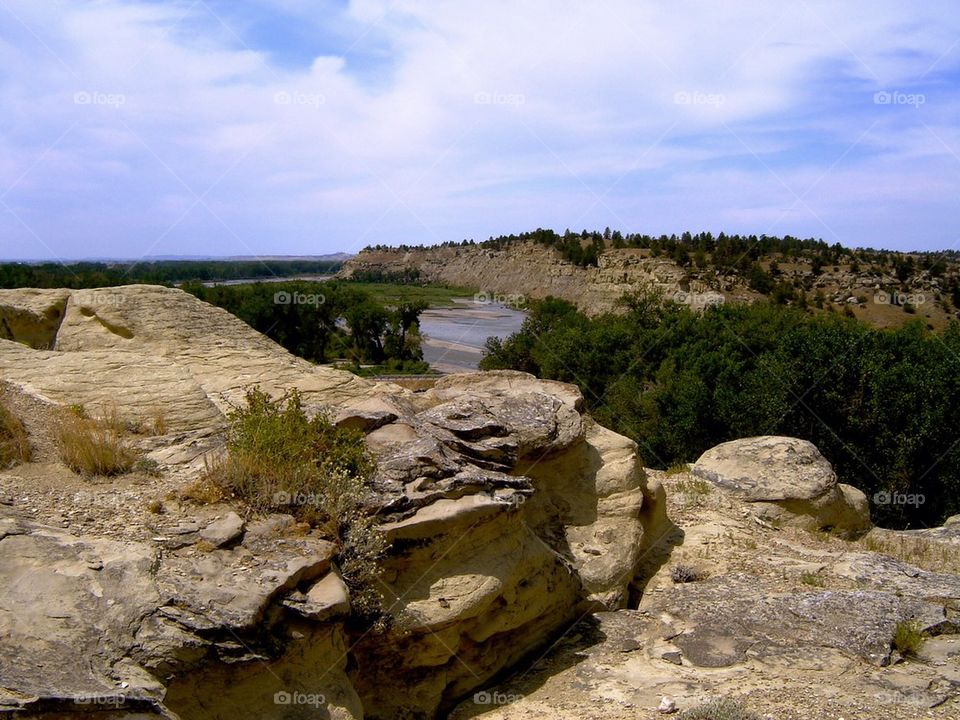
[0,0,958,258]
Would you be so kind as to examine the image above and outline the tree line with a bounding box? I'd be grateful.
[480,292,960,529]
[182,280,428,372]
[0,259,343,289]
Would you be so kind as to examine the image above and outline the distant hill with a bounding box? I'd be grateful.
[340,230,960,329]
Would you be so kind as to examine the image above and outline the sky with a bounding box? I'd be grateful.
[1,0,959,260]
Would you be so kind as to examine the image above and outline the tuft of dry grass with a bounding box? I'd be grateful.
[0,398,31,468]
[857,530,960,575]
[55,407,137,476]
[179,474,227,505]
[151,407,168,436]
[680,698,759,720]
[665,461,690,476]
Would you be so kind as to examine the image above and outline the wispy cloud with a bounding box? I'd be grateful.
[0,0,958,259]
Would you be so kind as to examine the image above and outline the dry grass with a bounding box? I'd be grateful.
[0,398,31,468]
[856,530,960,575]
[665,461,690,476]
[179,474,227,505]
[55,407,137,476]
[151,407,168,436]
[680,698,759,720]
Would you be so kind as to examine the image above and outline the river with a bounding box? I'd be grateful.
[418,299,526,373]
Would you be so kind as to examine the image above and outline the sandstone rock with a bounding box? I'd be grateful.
[0,509,360,719]
[0,511,167,716]
[0,288,668,719]
[198,511,245,548]
[0,285,383,435]
[283,569,351,622]
[692,436,871,536]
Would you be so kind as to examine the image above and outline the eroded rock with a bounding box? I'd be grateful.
[692,436,871,536]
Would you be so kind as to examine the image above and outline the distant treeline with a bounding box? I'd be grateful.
[481,293,960,529]
[182,280,428,372]
[0,259,343,289]
[365,228,959,273]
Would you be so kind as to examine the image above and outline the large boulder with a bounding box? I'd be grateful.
[692,436,870,536]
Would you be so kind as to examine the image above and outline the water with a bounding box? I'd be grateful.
[198,274,334,287]
[418,299,526,373]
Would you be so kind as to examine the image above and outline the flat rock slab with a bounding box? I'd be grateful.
[157,534,336,631]
[665,573,949,667]
[0,512,163,709]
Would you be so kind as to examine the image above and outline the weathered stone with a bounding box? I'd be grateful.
[198,511,245,548]
[692,436,871,536]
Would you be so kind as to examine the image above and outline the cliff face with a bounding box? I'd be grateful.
[339,243,693,315]
[339,242,960,327]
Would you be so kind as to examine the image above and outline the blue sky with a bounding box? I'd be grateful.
[1,0,959,260]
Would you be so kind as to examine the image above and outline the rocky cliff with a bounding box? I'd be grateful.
[0,286,668,719]
[0,286,957,720]
[339,242,959,327]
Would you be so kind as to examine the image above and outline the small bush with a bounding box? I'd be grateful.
[134,457,162,476]
[665,461,689,476]
[680,698,759,720]
[893,619,926,656]
[208,387,385,618]
[0,399,31,468]
[671,564,704,583]
[55,408,137,476]
[800,571,825,587]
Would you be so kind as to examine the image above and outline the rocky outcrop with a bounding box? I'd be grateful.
[445,467,960,719]
[340,241,960,327]
[692,436,871,536]
[339,243,693,315]
[0,287,667,719]
[0,285,381,435]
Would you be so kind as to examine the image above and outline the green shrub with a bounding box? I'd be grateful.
[800,571,825,587]
[0,399,31,468]
[680,698,759,719]
[892,619,926,656]
[209,387,385,618]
